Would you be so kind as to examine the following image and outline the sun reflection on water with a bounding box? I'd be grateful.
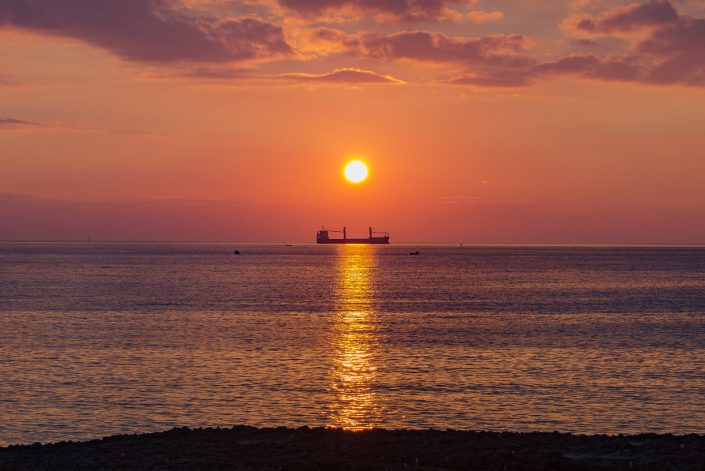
[329,245,380,431]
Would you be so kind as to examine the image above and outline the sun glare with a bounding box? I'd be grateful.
[344,160,368,184]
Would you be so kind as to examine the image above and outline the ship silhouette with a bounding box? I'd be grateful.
[316,226,389,244]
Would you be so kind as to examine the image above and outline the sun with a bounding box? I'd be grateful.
[344,160,368,184]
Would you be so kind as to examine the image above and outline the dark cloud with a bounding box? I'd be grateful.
[2,0,703,89]
[0,118,40,128]
[572,38,602,48]
[531,55,643,82]
[312,3,704,89]
[494,1,705,88]
[278,68,403,83]
[358,32,528,66]
[638,17,705,84]
[0,0,292,62]
[277,0,463,21]
[312,28,531,68]
[563,1,705,86]
[564,0,680,35]
[638,16,705,56]
[168,66,401,85]
[308,28,534,87]
[447,70,530,87]
[448,54,650,88]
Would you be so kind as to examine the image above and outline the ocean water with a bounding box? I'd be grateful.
[1,243,704,445]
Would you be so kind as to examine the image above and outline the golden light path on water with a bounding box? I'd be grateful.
[329,245,380,430]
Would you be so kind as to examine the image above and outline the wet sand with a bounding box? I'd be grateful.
[1,426,704,470]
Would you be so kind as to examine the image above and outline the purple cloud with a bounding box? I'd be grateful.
[312,28,531,68]
[307,28,535,87]
[277,0,463,20]
[0,118,40,128]
[454,1,703,88]
[560,1,705,86]
[531,55,643,82]
[0,0,292,62]
[2,0,703,89]
[572,38,602,48]
[564,0,680,35]
[638,17,705,56]
[638,17,705,84]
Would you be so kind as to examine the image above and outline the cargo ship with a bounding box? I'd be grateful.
[316,227,390,244]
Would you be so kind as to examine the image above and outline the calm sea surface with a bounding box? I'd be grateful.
[1,243,704,445]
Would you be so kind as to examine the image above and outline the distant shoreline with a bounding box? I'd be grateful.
[1,426,704,470]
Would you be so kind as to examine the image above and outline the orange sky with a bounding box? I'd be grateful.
[1,0,705,243]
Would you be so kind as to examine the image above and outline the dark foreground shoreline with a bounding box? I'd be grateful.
[2,426,704,471]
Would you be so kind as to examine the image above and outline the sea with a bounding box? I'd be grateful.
[1,243,704,445]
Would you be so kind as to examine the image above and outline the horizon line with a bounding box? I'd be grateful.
[2,239,705,248]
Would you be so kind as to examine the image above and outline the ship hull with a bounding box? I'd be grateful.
[317,237,389,245]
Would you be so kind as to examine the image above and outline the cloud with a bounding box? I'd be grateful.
[2,0,702,89]
[170,67,256,79]
[447,70,530,87]
[571,38,602,48]
[278,68,404,83]
[0,0,292,63]
[165,66,403,85]
[0,118,40,128]
[444,1,700,88]
[531,55,643,82]
[350,8,704,89]
[276,0,466,21]
[557,1,705,86]
[447,53,667,88]
[304,28,534,87]
[308,26,658,88]
[638,16,705,84]
[563,0,680,35]
[0,73,16,86]
[310,28,531,67]
[465,10,504,24]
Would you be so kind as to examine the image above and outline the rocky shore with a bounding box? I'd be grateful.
[1,426,704,470]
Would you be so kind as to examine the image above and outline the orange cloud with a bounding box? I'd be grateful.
[278,68,404,83]
[466,10,504,24]
[162,66,403,85]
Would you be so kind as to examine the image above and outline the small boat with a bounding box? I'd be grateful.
[409,251,420,255]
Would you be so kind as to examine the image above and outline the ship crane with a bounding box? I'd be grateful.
[321,226,347,239]
[369,227,389,238]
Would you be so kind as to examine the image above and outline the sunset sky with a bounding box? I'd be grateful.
[1,0,704,243]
